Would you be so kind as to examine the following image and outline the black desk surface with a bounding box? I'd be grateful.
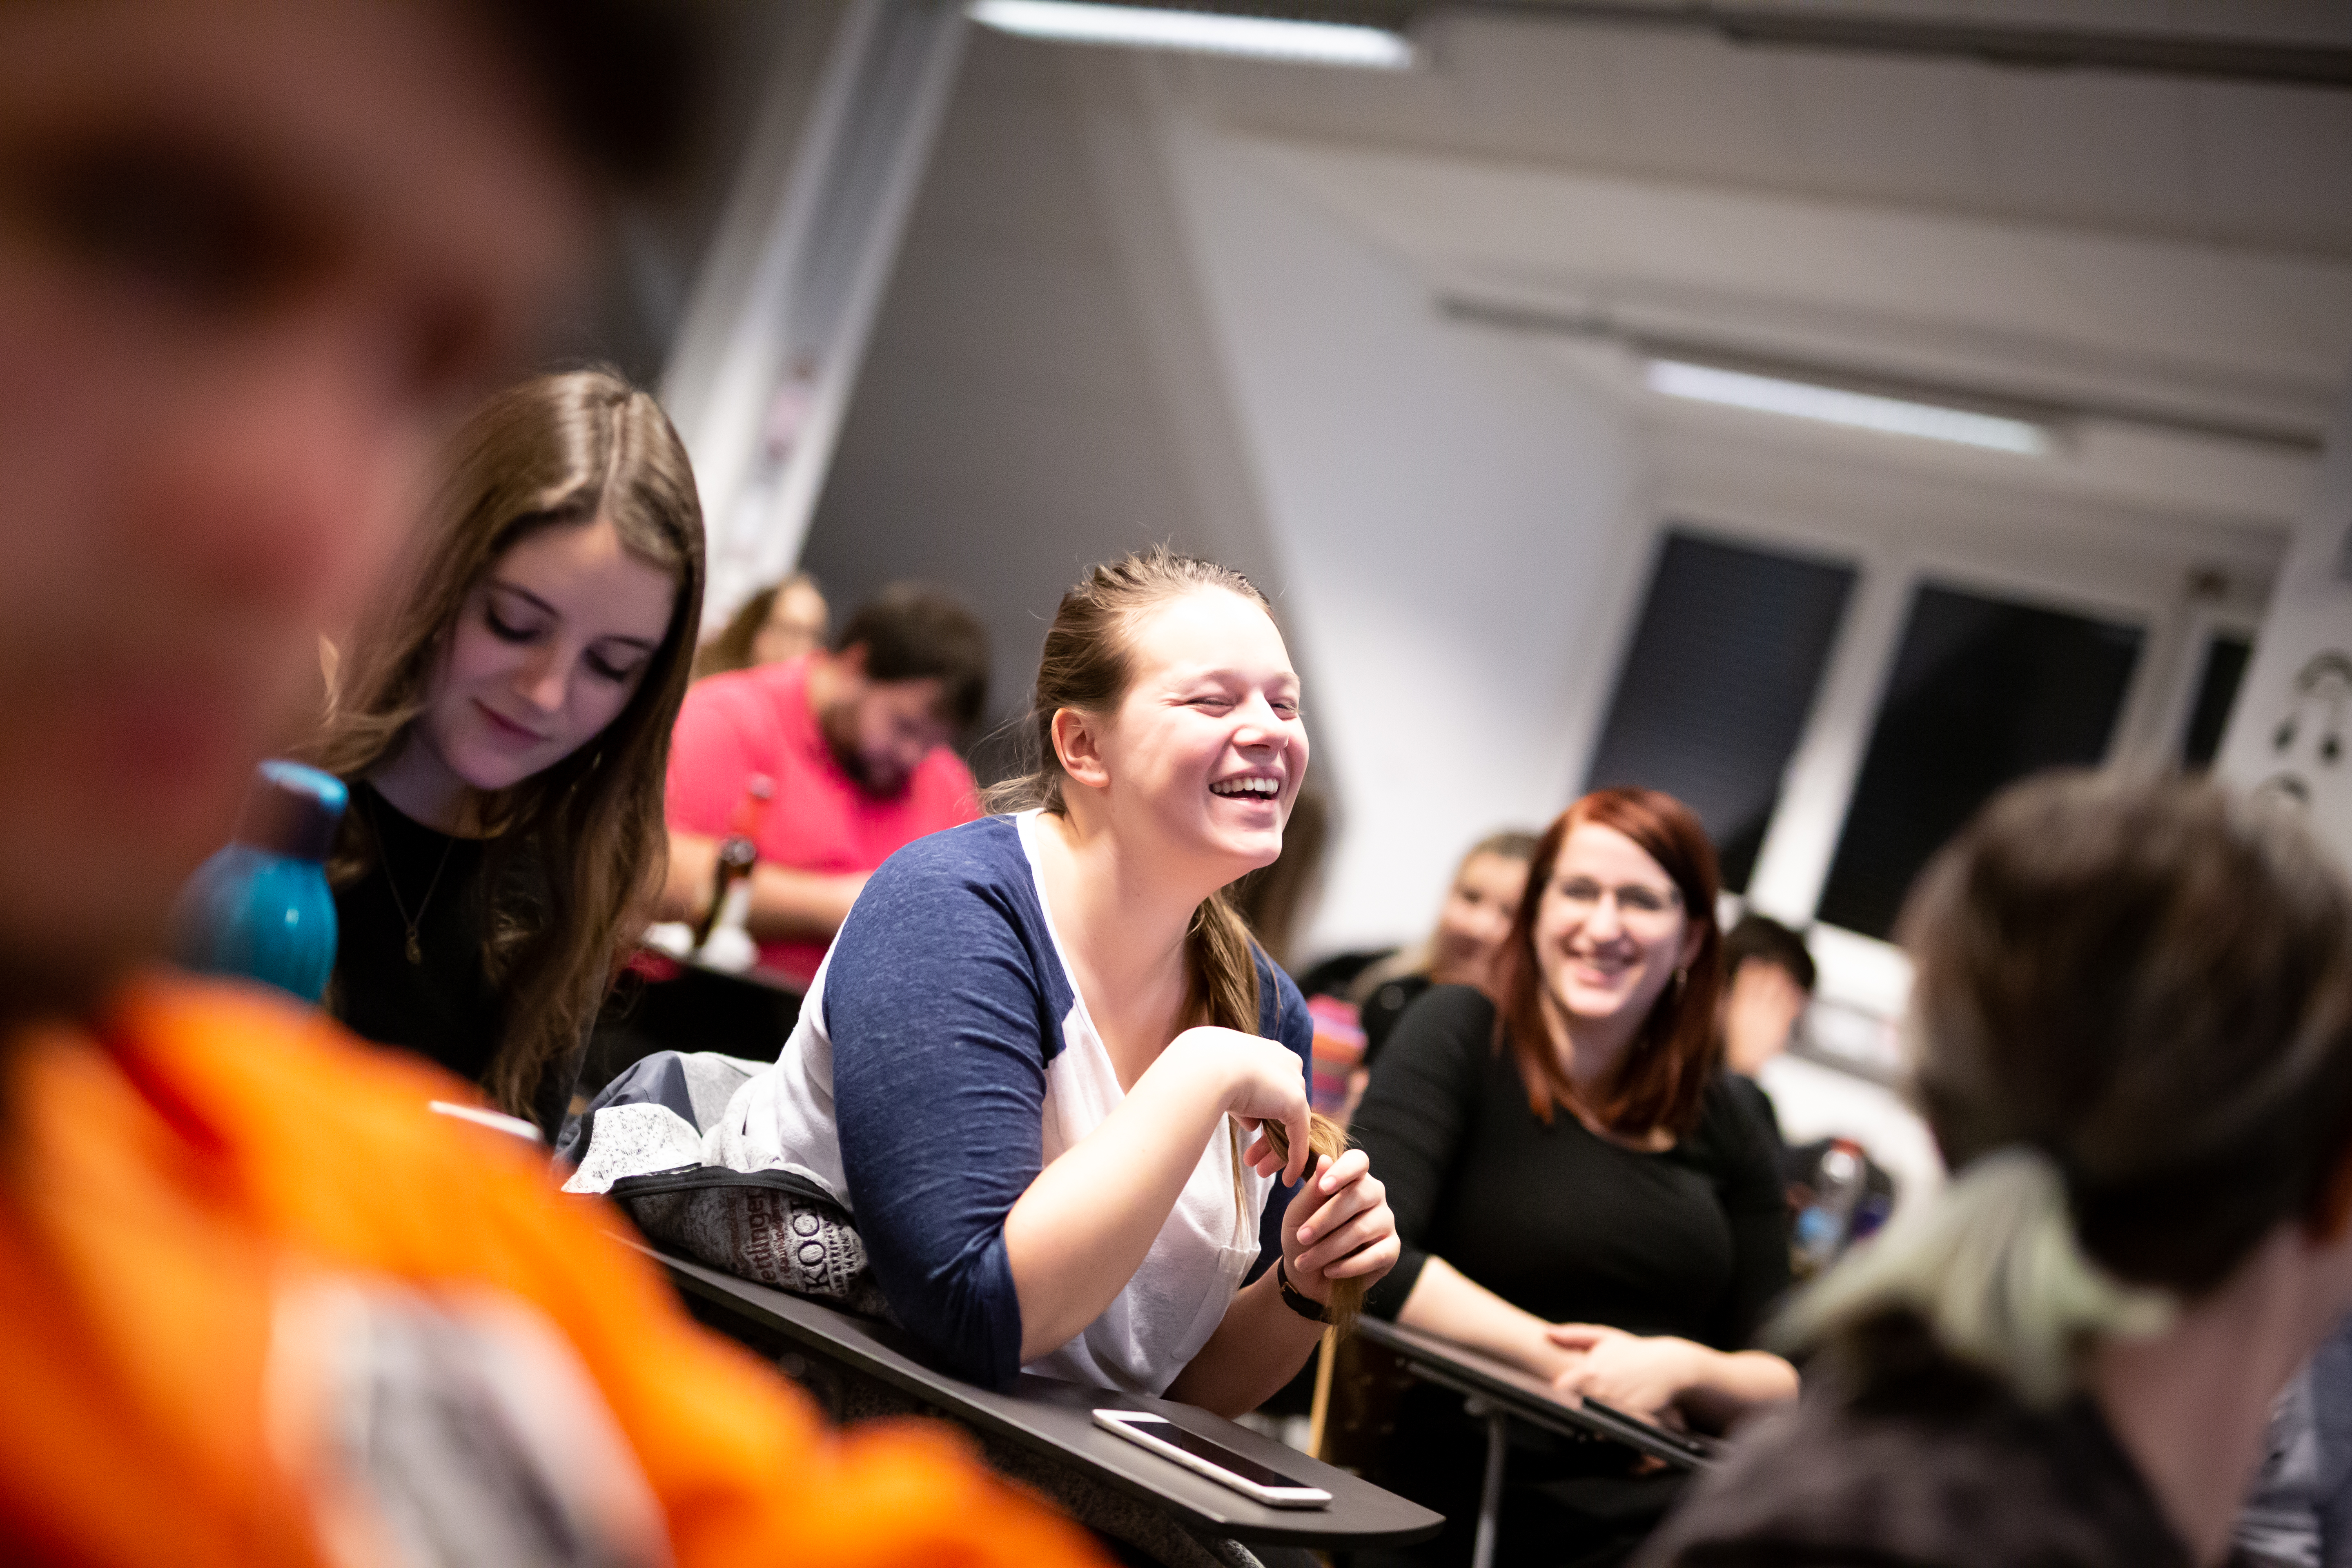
[1354,1316,1720,1471]
[648,1245,1443,1548]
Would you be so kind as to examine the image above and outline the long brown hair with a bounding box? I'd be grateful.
[1493,788,1724,1136]
[306,368,705,1116]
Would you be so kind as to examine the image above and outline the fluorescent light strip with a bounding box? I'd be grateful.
[967,0,1414,68]
[1645,359,2051,456]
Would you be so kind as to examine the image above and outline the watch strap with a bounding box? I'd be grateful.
[1276,1258,1333,1325]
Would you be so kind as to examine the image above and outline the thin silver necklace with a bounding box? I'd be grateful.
[371,791,458,964]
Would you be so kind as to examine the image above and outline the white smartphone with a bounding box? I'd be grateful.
[1091,1410,1333,1508]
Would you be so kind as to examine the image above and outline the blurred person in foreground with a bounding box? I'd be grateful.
[660,583,988,989]
[1640,773,2352,1568]
[0,4,1100,1565]
[692,569,829,682]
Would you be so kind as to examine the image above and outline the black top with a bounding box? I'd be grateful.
[330,783,576,1138]
[1359,972,1432,1067]
[1635,1311,2190,1568]
[1722,1071,1784,1158]
[1355,985,1790,1349]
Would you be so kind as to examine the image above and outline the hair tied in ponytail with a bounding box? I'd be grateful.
[1256,1113,1365,1336]
[1770,1146,2177,1408]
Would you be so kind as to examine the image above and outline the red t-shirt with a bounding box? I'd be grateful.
[666,656,980,987]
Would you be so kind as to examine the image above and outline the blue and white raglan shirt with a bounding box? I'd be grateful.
[703,811,1313,1394]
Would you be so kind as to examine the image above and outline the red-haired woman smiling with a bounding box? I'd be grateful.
[1350,788,1796,1567]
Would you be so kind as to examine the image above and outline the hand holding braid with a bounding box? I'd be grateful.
[1258,1111,1378,1335]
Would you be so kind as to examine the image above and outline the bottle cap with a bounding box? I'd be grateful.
[233,760,350,862]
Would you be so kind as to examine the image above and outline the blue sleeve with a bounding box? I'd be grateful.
[1247,957,1318,1283]
[823,843,1052,1387]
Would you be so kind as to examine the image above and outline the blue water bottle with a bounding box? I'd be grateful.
[173,760,349,1002]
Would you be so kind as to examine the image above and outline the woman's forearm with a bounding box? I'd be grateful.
[1165,1272,1325,1417]
[1671,1346,1799,1431]
[1001,1039,1238,1363]
[1396,1256,1574,1381]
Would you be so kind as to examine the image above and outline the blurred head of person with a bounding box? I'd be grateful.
[691,570,829,681]
[1782,773,2352,1408]
[808,584,989,800]
[1494,788,1724,1139]
[1718,913,1818,1078]
[0,0,688,1023]
[305,368,702,1114]
[1428,831,1540,992]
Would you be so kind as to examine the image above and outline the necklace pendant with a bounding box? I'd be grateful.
[405,929,423,965]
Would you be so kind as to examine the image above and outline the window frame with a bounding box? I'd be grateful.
[1569,445,2286,1074]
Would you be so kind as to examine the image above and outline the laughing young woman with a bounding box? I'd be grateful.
[1348,787,1797,1567]
[704,549,1399,1410]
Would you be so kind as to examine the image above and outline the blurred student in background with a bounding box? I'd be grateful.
[0,3,1102,1563]
[691,568,828,681]
[1350,789,1795,1567]
[1714,913,1815,1152]
[308,369,699,1140]
[1334,829,1539,1064]
[1711,913,1895,1273]
[1644,774,2352,1568]
[661,583,987,989]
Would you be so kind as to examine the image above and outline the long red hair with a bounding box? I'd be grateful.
[1493,788,1724,1136]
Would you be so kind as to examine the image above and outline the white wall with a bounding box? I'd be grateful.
[797,36,1279,757]
[1150,105,1650,955]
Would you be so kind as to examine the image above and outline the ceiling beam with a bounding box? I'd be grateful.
[1457,2,2352,90]
[1089,1,2352,89]
[1437,291,2331,451]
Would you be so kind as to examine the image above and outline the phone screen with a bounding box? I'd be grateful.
[1103,1414,1308,1489]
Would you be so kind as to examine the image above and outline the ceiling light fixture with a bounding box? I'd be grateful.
[1644,358,2052,455]
[966,0,1415,68]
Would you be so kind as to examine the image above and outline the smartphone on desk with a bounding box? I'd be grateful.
[1092,1410,1333,1508]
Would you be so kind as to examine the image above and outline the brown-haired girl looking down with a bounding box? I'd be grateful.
[308,368,704,1138]
[1349,787,1797,1567]
[703,548,1399,1408]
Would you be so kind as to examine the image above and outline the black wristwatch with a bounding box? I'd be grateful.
[1276,1258,1333,1325]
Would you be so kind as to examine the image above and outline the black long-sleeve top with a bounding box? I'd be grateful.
[1355,984,1790,1350]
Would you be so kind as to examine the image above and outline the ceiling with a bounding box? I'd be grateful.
[1123,2,2352,455]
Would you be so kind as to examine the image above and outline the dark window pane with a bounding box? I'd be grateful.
[1817,584,2144,938]
[2180,633,2252,771]
[1584,530,1857,892]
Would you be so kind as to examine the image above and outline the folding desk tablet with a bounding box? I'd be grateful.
[645,1246,1445,1554]
[1352,1315,1719,1568]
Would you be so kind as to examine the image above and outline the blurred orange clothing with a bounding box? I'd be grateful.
[0,974,1104,1568]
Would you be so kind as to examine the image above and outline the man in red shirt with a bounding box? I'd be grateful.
[665,584,989,987]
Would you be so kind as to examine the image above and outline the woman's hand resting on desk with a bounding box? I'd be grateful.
[1545,1324,1705,1428]
[1545,1322,1800,1434]
[1281,1149,1399,1305]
